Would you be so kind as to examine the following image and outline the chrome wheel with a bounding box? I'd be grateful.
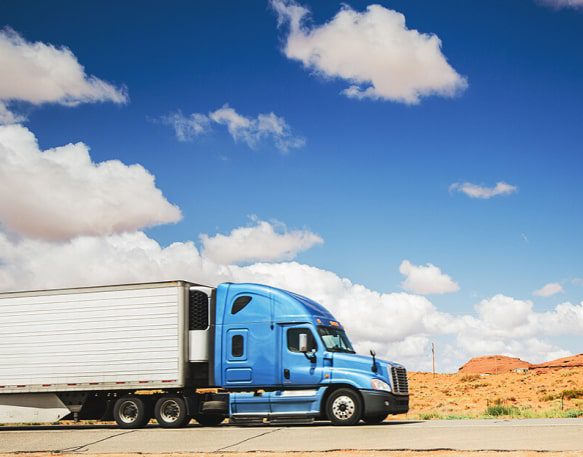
[331,395,356,420]
[159,399,181,424]
[118,400,139,424]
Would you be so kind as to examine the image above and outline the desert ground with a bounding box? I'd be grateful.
[407,366,583,419]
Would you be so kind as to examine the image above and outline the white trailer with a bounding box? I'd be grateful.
[0,281,218,426]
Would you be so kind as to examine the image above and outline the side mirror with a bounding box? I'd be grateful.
[299,333,309,353]
[370,348,378,373]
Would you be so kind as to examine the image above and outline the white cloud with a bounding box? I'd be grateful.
[0,102,25,125]
[539,0,583,8]
[0,29,127,122]
[399,260,460,295]
[449,181,518,199]
[160,111,211,141]
[533,282,564,297]
[163,104,305,153]
[200,218,323,265]
[476,294,533,330]
[271,0,467,104]
[0,124,181,241]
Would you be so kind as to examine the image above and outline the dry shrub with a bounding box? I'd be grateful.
[460,374,480,382]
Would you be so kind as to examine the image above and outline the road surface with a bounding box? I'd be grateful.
[0,419,581,453]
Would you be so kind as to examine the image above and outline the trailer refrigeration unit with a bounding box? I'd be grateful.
[0,281,409,428]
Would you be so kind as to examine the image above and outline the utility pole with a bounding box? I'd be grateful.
[432,343,436,377]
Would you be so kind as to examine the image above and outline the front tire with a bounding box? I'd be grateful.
[154,396,191,428]
[363,413,387,424]
[113,396,151,429]
[326,388,363,426]
[194,413,226,426]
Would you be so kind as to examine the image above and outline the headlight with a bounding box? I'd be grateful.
[371,378,391,392]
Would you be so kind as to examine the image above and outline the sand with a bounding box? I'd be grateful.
[406,367,583,418]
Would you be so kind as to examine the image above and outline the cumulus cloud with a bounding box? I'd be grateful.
[162,104,305,152]
[271,0,467,104]
[449,181,518,199]
[533,282,564,297]
[476,294,533,330]
[452,293,583,365]
[200,218,323,265]
[399,260,460,295]
[0,28,127,122]
[0,124,181,241]
[539,0,583,8]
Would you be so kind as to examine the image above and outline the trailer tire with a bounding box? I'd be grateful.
[194,413,226,426]
[113,396,151,429]
[325,388,362,426]
[154,396,191,428]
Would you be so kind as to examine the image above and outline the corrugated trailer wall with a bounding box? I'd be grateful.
[0,282,188,393]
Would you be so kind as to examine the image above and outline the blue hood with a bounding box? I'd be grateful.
[329,352,399,389]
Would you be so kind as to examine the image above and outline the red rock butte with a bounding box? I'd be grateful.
[459,353,583,374]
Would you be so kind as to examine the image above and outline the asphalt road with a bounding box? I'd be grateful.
[0,419,582,453]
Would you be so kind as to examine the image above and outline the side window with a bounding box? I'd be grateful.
[231,296,252,315]
[287,328,317,353]
[232,334,244,357]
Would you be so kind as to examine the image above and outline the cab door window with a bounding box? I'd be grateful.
[286,328,317,353]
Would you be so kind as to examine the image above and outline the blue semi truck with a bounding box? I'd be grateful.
[0,281,409,427]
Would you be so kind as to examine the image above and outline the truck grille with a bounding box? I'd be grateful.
[390,366,409,394]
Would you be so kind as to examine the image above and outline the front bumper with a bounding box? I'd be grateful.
[361,390,409,416]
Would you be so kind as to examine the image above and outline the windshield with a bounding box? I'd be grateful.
[317,326,355,353]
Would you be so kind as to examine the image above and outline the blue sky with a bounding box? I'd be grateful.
[0,0,582,369]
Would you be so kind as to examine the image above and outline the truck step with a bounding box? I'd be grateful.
[229,416,265,426]
[268,417,315,425]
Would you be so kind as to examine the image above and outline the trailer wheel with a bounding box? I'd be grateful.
[325,388,362,426]
[113,396,151,429]
[194,413,226,426]
[154,396,191,428]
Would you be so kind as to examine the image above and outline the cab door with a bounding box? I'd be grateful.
[279,325,323,387]
[224,328,252,385]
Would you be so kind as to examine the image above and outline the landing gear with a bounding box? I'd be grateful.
[326,388,362,426]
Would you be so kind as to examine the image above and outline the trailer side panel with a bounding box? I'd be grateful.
[0,284,186,393]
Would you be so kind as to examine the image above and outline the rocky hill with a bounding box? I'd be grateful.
[459,353,583,374]
[532,354,583,370]
[459,355,530,374]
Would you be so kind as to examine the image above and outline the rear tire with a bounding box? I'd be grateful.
[154,396,191,428]
[113,396,151,429]
[194,413,226,426]
[363,414,387,424]
[326,388,362,426]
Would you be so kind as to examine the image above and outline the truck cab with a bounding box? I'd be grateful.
[213,283,409,425]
